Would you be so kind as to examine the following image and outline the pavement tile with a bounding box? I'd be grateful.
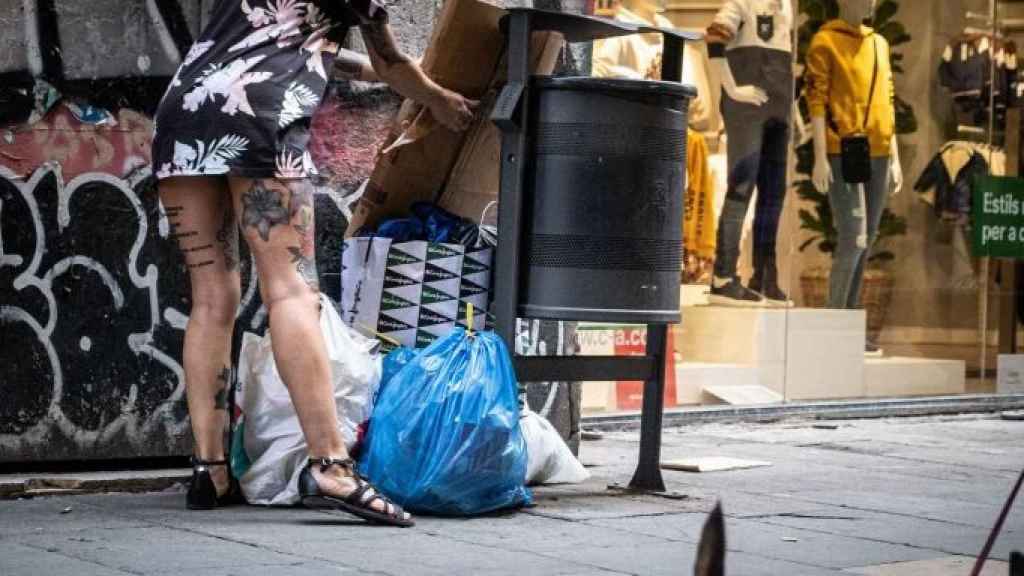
[520,493,708,521]
[152,559,365,575]
[582,512,718,543]
[722,517,939,569]
[10,525,305,573]
[752,506,1022,561]
[0,540,133,576]
[0,496,152,537]
[281,531,596,576]
[726,550,849,576]
[843,555,1009,575]
[781,490,1010,530]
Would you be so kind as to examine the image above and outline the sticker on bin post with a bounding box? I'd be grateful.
[973,175,1024,259]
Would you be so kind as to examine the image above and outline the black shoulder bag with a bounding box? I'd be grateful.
[840,35,879,184]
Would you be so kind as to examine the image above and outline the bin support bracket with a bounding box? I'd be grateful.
[511,323,669,493]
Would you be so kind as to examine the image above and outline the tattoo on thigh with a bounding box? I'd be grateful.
[242,181,289,242]
[288,182,314,236]
[214,367,230,411]
[288,246,319,290]
[216,203,239,272]
[165,205,199,242]
[286,181,318,290]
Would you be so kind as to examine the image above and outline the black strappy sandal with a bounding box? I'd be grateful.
[299,458,415,527]
[187,457,242,510]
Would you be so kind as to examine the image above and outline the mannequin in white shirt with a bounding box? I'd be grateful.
[705,0,796,307]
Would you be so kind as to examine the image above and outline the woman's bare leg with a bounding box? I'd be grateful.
[159,176,241,496]
[228,176,407,519]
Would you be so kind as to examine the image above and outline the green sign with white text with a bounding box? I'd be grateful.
[973,175,1024,259]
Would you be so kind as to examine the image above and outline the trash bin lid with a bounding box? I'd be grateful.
[533,76,697,99]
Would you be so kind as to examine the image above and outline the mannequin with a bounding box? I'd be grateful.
[806,0,903,352]
[705,0,795,307]
[592,0,674,80]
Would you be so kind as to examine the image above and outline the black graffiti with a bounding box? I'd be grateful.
[0,161,347,460]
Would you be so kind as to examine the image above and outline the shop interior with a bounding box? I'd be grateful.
[579,0,1024,413]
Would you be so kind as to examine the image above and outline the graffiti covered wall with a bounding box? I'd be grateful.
[1,0,585,463]
[0,0,398,462]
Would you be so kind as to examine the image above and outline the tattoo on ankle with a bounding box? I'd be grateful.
[214,367,230,411]
[242,181,289,242]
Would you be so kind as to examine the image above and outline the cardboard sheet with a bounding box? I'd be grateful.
[346,0,564,234]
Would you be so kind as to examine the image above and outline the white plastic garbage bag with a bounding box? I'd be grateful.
[236,294,382,506]
[521,406,590,486]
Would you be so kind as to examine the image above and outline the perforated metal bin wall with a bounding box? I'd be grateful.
[519,77,696,324]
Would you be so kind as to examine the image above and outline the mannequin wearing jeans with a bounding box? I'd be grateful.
[806,0,903,351]
[706,0,795,307]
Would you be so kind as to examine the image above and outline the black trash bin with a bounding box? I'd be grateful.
[519,77,696,324]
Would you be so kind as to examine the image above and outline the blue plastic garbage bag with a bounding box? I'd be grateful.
[377,346,418,401]
[359,328,532,516]
[374,217,425,242]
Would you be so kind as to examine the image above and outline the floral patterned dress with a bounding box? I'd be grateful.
[152,0,386,181]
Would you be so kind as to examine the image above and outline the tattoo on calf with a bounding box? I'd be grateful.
[214,367,230,411]
[216,203,239,272]
[242,181,289,242]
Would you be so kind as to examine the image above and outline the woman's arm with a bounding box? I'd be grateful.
[358,20,478,131]
[333,48,378,82]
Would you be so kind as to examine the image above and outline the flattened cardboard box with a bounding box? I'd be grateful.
[347,0,564,234]
[437,34,564,222]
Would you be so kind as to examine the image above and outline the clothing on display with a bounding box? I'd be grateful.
[939,33,1020,126]
[707,0,794,305]
[592,4,674,80]
[915,141,1002,223]
[805,20,895,158]
[684,129,717,261]
[713,115,790,290]
[827,155,891,310]
[806,16,897,312]
[592,3,713,126]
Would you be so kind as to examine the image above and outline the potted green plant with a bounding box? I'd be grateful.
[794,0,913,341]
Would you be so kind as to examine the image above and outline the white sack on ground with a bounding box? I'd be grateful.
[521,406,590,486]
[237,295,382,505]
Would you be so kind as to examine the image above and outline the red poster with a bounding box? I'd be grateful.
[614,327,677,411]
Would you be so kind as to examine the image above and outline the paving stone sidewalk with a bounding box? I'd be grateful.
[1,414,1021,575]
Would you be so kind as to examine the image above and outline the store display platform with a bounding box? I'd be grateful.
[579,303,971,412]
[864,356,966,397]
[677,305,867,400]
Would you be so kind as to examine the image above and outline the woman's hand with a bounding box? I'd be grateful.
[360,20,477,132]
[428,88,479,132]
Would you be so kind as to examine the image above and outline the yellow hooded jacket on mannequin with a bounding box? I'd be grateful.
[805,19,895,157]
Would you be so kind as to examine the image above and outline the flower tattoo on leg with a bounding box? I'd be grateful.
[242,180,289,242]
